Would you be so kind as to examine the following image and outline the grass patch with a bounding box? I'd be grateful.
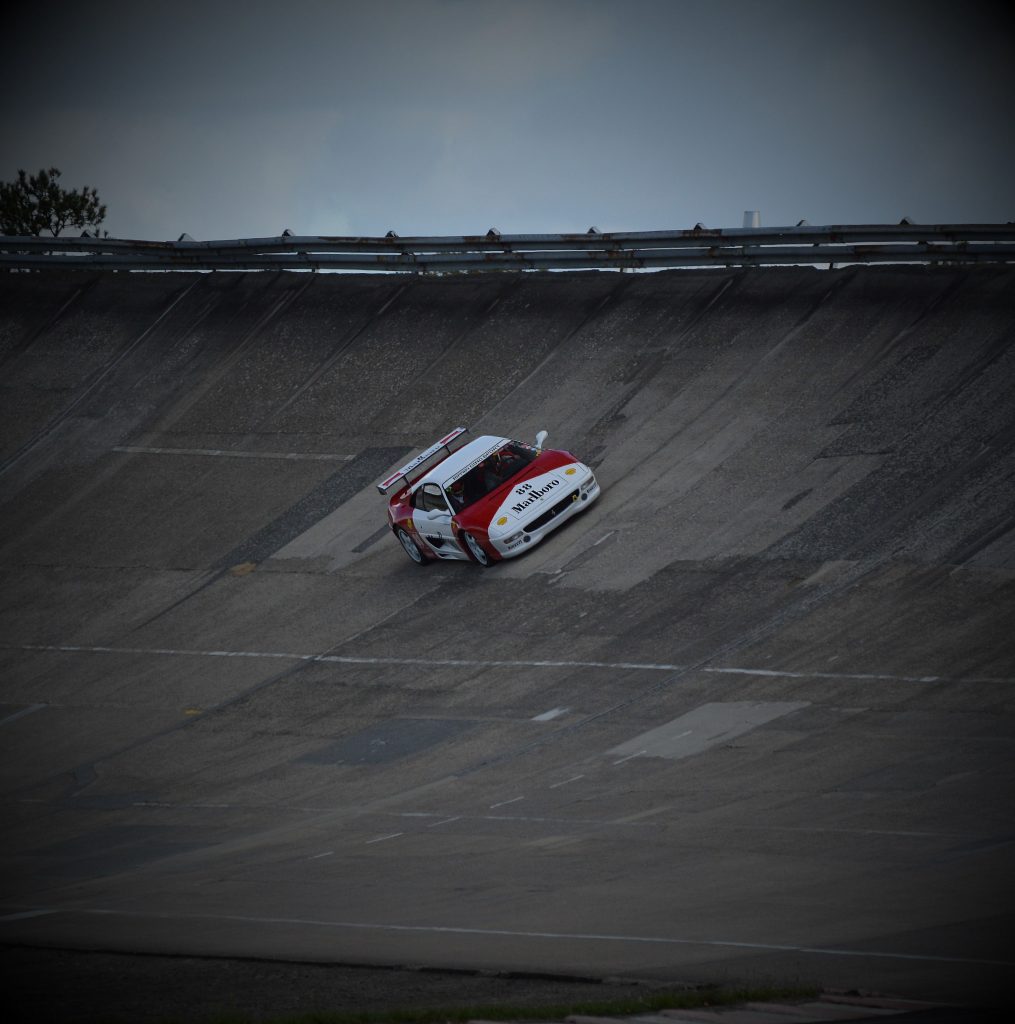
[154,982,820,1024]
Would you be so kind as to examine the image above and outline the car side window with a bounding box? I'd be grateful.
[421,483,449,513]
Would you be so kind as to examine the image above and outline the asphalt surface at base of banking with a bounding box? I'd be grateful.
[0,266,1013,1017]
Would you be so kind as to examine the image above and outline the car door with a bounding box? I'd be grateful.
[411,483,465,559]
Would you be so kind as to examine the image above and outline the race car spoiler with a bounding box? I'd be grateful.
[376,426,469,495]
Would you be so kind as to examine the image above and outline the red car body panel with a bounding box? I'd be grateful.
[389,449,577,562]
[380,430,601,566]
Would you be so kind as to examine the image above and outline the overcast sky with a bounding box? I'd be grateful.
[3,0,1013,241]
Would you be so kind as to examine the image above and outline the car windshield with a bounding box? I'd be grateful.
[444,441,539,512]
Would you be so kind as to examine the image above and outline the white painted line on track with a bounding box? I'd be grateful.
[706,667,946,683]
[132,800,233,809]
[16,643,306,661]
[740,825,964,838]
[320,654,678,671]
[32,795,977,840]
[12,643,676,671]
[114,446,354,462]
[307,851,334,860]
[0,909,54,922]
[87,800,972,839]
[387,811,652,828]
[365,832,404,845]
[612,750,646,766]
[9,644,1014,685]
[489,796,524,809]
[550,775,586,788]
[532,707,568,721]
[466,813,641,826]
[9,907,1012,967]
[0,703,47,727]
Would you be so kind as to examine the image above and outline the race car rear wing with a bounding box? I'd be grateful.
[376,426,469,495]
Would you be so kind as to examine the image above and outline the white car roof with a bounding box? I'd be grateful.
[413,435,508,490]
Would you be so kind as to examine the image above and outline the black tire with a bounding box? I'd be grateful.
[396,528,427,566]
[462,531,492,567]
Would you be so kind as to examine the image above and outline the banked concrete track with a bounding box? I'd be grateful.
[1,267,1013,1004]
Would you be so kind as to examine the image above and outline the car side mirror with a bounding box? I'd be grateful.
[535,429,548,449]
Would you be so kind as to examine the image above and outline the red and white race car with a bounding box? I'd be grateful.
[377,427,600,566]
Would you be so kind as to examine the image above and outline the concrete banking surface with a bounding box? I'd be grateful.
[0,266,1013,1013]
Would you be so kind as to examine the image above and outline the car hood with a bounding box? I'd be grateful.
[457,451,589,533]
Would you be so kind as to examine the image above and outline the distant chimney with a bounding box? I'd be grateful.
[743,211,761,228]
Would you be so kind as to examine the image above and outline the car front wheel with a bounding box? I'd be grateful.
[463,531,492,566]
[396,528,426,565]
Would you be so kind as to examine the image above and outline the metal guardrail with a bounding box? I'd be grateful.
[2,224,1014,272]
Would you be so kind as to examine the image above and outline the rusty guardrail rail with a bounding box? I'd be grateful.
[3,223,1014,272]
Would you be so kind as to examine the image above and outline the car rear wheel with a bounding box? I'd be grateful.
[463,531,492,566]
[396,528,426,565]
